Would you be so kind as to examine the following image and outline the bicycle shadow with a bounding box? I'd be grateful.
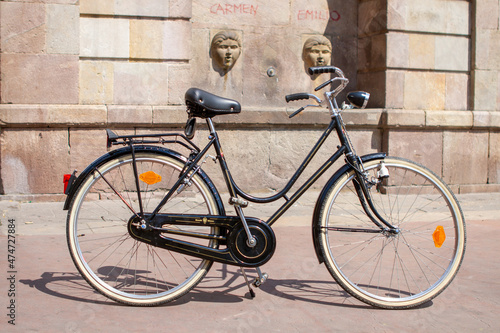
[19,267,432,309]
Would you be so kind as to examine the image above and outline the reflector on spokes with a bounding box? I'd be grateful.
[139,171,162,185]
[433,225,446,248]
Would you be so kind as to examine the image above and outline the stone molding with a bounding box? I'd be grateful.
[1,105,499,130]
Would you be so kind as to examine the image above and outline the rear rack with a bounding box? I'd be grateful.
[106,129,201,152]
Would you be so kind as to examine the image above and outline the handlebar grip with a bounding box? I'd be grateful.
[308,66,338,75]
[285,93,310,103]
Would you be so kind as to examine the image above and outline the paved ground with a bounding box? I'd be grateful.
[0,192,499,332]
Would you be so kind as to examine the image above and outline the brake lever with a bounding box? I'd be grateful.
[289,104,322,118]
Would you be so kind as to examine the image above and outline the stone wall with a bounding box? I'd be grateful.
[0,0,499,200]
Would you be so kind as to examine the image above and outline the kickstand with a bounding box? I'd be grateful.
[240,268,256,298]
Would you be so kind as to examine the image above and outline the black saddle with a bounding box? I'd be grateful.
[185,88,241,118]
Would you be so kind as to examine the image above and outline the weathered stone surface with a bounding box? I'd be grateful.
[153,106,187,125]
[386,130,443,176]
[170,0,192,18]
[46,4,79,55]
[426,110,473,128]
[130,19,163,59]
[357,71,386,108]
[80,0,114,15]
[387,32,409,68]
[446,73,469,111]
[358,34,386,72]
[408,34,434,69]
[358,0,387,37]
[1,54,79,104]
[113,62,169,104]
[385,70,405,108]
[168,65,191,105]
[80,17,129,58]
[473,70,498,111]
[489,132,500,184]
[69,128,109,172]
[1,129,70,194]
[435,36,469,71]
[443,131,489,185]
[193,1,289,27]
[404,72,445,110]
[108,105,153,125]
[385,109,425,127]
[79,61,114,104]
[162,20,191,60]
[476,0,499,30]
[0,105,107,126]
[0,2,46,53]
[403,0,469,35]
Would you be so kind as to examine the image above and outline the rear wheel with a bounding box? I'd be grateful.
[67,149,222,306]
[317,157,466,309]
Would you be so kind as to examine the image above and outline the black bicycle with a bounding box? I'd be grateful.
[63,66,466,309]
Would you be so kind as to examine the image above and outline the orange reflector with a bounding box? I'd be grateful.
[433,226,446,248]
[139,171,162,185]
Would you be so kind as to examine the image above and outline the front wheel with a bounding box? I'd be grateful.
[316,157,466,309]
[66,148,223,306]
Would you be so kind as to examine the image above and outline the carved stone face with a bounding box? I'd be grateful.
[214,39,241,70]
[305,44,331,68]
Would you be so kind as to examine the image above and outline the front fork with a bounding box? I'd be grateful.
[348,155,399,233]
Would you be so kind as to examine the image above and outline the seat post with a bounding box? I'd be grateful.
[206,118,217,135]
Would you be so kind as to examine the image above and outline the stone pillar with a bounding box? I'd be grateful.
[358,0,470,111]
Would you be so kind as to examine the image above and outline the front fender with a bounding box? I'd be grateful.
[311,152,387,264]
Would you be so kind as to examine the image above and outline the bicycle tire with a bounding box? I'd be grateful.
[316,156,466,309]
[66,147,223,306]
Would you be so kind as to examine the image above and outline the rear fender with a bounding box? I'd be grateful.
[63,146,225,216]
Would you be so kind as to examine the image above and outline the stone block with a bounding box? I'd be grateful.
[445,73,469,111]
[387,32,409,68]
[170,0,192,18]
[435,36,469,71]
[476,0,499,30]
[80,0,114,15]
[0,2,46,53]
[108,105,153,125]
[386,130,443,176]
[489,132,500,184]
[408,34,434,69]
[358,34,386,71]
[47,105,107,125]
[79,61,114,104]
[404,71,445,110]
[426,110,473,128]
[443,131,489,185]
[404,0,469,35]
[46,4,79,55]
[193,0,289,28]
[387,0,406,30]
[473,70,497,111]
[1,129,70,194]
[113,62,169,104]
[153,106,186,125]
[357,71,386,108]
[130,19,163,59]
[69,129,109,173]
[385,109,425,127]
[1,54,79,104]
[168,65,191,105]
[114,0,170,17]
[162,20,191,60]
[385,70,405,108]
[80,17,129,58]
[358,0,388,37]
